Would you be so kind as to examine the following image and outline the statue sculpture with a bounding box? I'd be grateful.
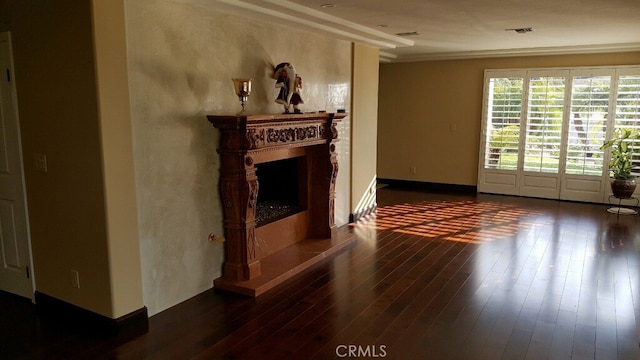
[272,62,303,114]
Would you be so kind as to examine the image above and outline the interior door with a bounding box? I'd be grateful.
[0,32,34,300]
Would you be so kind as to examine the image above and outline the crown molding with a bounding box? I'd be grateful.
[383,42,640,63]
[379,51,398,63]
[210,0,414,49]
[260,0,413,47]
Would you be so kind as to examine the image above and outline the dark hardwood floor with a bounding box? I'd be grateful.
[2,187,640,359]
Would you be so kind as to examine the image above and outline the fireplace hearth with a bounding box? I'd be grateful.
[207,112,356,296]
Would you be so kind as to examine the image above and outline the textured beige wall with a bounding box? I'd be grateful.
[378,52,640,186]
[351,43,379,214]
[125,0,352,315]
[1,0,113,316]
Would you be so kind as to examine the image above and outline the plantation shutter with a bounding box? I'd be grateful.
[524,76,565,173]
[478,65,640,202]
[483,77,523,170]
[614,74,640,177]
[565,75,610,175]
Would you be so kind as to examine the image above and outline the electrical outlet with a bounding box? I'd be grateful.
[410,166,417,174]
[71,270,80,289]
[208,233,225,243]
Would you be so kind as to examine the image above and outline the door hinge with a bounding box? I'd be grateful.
[26,266,30,279]
[6,68,10,82]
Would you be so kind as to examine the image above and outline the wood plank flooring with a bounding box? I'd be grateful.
[2,187,640,359]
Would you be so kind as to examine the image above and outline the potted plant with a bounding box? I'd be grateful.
[600,128,640,198]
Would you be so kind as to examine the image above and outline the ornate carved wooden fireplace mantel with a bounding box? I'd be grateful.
[207,112,356,296]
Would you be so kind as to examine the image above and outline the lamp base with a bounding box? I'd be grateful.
[237,96,249,114]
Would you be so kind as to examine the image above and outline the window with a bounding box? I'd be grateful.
[566,75,610,175]
[484,77,523,170]
[479,65,640,203]
[614,74,640,177]
[524,76,565,173]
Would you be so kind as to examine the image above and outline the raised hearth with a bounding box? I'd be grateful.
[207,112,355,296]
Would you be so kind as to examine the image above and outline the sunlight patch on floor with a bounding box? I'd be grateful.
[357,200,545,244]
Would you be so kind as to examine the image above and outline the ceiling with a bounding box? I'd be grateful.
[208,0,640,62]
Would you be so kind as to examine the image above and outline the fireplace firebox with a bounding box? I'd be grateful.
[207,112,355,296]
[255,156,304,226]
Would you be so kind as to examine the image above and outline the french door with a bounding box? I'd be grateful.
[478,66,640,203]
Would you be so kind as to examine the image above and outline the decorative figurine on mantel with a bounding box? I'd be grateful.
[272,62,303,114]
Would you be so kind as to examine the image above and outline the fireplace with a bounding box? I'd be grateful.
[255,156,304,226]
[207,112,355,296]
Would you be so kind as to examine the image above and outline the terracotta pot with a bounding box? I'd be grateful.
[610,177,637,199]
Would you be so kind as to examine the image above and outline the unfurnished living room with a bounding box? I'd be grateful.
[1,0,639,359]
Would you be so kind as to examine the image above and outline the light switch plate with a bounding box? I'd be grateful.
[33,153,47,172]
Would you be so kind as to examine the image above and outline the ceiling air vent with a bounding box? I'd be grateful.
[505,27,533,34]
[396,31,420,37]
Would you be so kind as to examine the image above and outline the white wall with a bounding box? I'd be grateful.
[125,0,352,315]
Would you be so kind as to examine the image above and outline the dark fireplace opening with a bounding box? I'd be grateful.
[255,157,306,226]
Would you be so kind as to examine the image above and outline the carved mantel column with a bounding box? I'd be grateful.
[218,152,260,281]
[327,118,340,232]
